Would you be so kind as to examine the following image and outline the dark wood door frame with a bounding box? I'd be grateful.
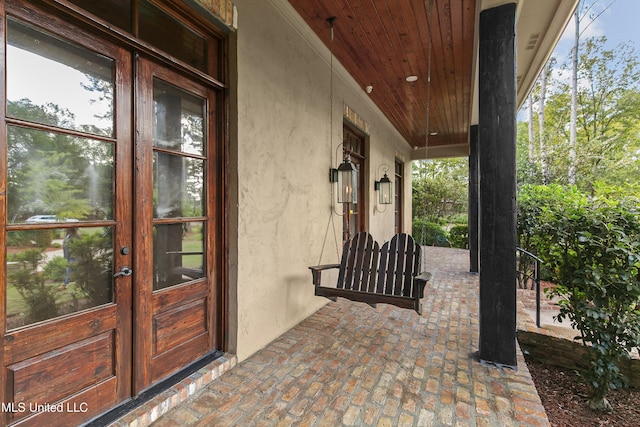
[342,123,367,241]
[394,159,404,234]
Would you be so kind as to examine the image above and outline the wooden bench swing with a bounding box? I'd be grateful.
[309,232,431,315]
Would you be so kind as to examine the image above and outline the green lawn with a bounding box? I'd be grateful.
[6,282,78,321]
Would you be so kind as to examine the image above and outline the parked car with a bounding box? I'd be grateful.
[25,215,79,223]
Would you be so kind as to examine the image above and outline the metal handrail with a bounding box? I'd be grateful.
[516,247,543,328]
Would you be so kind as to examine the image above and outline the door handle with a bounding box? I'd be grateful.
[113,266,133,278]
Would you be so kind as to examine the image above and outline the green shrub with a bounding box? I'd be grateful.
[448,225,468,249]
[43,256,68,283]
[7,249,59,322]
[412,218,448,246]
[517,184,587,255]
[527,188,640,412]
[6,229,55,249]
[447,213,468,226]
[67,230,113,306]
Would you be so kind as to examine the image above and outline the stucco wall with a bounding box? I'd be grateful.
[230,0,414,360]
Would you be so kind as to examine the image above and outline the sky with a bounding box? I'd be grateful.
[517,0,640,118]
[553,0,640,60]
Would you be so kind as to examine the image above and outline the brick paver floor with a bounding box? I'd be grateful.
[146,247,549,427]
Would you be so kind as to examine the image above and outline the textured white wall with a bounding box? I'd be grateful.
[229,0,414,360]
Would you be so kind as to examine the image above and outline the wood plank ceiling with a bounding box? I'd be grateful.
[288,0,477,152]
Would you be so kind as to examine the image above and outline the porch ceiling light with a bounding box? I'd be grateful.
[406,75,418,82]
[375,172,392,205]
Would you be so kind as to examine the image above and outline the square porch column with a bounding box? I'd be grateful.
[478,2,517,368]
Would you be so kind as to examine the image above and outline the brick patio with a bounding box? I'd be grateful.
[111,247,549,427]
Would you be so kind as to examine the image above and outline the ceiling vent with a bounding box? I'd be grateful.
[526,33,540,50]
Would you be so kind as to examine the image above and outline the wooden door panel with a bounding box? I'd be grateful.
[6,378,117,427]
[4,306,117,364]
[4,314,119,426]
[150,275,210,381]
[7,332,114,405]
[150,334,209,385]
[153,297,208,354]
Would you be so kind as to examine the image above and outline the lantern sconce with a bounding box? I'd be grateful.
[330,153,358,204]
[374,163,393,211]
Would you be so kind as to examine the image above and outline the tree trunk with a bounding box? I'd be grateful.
[539,62,549,184]
[569,8,579,185]
[528,94,535,179]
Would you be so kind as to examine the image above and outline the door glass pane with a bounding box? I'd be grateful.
[153,79,205,156]
[6,18,115,137]
[140,0,207,73]
[151,77,207,291]
[153,222,205,290]
[153,153,204,219]
[66,0,132,32]
[7,126,114,223]
[6,227,113,330]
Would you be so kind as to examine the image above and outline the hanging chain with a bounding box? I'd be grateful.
[317,17,341,266]
[421,0,434,244]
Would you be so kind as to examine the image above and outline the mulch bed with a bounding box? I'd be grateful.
[525,357,640,426]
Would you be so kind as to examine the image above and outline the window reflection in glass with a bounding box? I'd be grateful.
[153,153,204,219]
[66,0,132,32]
[7,126,114,223]
[153,79,205,156]
[6,18,115,137]
[153,223,205,290]
[5,227,113,330]
[140,0,207,73]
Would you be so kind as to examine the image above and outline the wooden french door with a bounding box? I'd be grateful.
[133,57,218,392]
[1,6,133,426]
[1,2,222,425]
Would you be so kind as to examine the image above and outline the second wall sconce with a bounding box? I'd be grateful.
[374,164,393,206]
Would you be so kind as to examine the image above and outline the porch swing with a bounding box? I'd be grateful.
[308,16,432,315]
[309,232,431,315]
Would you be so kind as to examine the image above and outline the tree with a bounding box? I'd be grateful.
[6,99,113,221]
[569,37,640,190]
[412,158,468,223]
[569,6,580,184]
[568,0,618,184]
[519,36,640,191]
[538,58,553,184]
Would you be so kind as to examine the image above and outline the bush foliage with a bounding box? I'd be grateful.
[412,219,448,246]
[517,184,640,411]
[448,225,468,249]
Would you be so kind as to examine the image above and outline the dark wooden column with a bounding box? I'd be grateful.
[468,125,479,273]
[478,3,517,368]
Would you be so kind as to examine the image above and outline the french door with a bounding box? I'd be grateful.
[1,2,222,425]
[134,57,218,392]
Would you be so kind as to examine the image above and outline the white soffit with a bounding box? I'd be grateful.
[471,0,580,125]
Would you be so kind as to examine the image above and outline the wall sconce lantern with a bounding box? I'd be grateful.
[375,172,392,205]
[331,154,358,204]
